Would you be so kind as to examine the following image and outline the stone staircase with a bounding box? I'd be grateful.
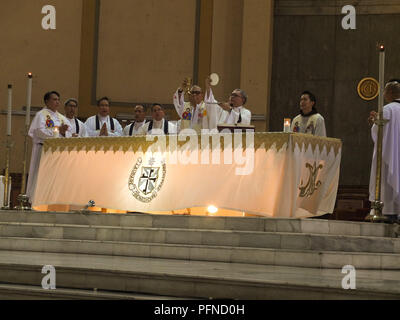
[0,210,399,299]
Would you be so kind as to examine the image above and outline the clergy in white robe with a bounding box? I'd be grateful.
[123,105,147,136]
[139,103,177,135]
[27,91,72,202]
[204,83,252,127]
[64,98,88,137]
[85,97,123,137]
[290,91,326,137]
[369,81,400,219]
[173,84,209,133]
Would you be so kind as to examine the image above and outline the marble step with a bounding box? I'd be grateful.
[0,237,398,270]
[0,221,399,254]
[0,283,190,300]
[0,210,395,238]
[0,250,399,299]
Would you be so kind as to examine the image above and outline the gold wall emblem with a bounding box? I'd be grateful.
[128,157,166,203]
[357,77,379,101]
[299,162,323,198]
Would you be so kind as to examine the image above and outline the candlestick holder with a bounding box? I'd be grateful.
[1,137,13,210]
[15,124,31,211]
[365,45,389,223]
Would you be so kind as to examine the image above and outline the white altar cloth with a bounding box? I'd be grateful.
[33,132,342,218]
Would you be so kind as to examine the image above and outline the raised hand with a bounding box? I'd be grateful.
[59,124,69,137]
[368,111,377,125]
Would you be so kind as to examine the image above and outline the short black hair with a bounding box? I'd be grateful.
[64,98,78,107]
[388,79,400,84]
[151,103,163,112]
[301,90,316,108]
[97,96,110,106]
[43,91,60,103]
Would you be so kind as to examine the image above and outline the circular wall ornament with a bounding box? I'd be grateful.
[357,77,379,101]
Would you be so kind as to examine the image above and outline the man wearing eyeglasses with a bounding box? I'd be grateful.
[64,98,88,137]
[173,79,209,133]
[204,77,252,127]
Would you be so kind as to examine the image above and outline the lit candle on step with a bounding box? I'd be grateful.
[283,118,291,133]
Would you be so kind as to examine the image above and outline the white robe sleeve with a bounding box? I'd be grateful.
[315,116,327,137]
[173,89,185,118]
[204,88,225,130]
[29,112,54,140]
[123,124,132,136]
[168,122,177,134]
[138,122,150,135]
[79,121,89,137]
[228,108,252,125]
[108,118,123,137]
[64,123,73,138]
[29,110,70,140]
[84,117,98,137]
[241,108,252,126]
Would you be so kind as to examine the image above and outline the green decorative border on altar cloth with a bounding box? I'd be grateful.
[43,132,342,156]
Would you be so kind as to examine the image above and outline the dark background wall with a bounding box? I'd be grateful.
[270,0,400,186]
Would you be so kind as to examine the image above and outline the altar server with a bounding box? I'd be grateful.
[290,91,326,137]
[369,80,400,222]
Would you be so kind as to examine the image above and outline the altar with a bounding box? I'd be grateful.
[32,132,342,218]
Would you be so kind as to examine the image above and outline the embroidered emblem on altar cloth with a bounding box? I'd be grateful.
[299,162,323,198]
[128,156,166,203]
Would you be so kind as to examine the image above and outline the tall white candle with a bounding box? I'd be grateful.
[7,84,12,136]
[283,118,291,133]
[26,73,33,126]
[378,45,385,114]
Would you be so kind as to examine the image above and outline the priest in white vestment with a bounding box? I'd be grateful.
[27,91,72,202]
[290,91,326,137]
[204,78,252,128]
[85,97,123,137]
[64,98,88,137]
[369,81,400,221]
[173,81,210,133]
[139,103,177,135]
[123,105,147,136]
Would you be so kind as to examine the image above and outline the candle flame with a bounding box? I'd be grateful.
[27,72,33,78]
[207,205,218,215]
[379,45,385,52]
